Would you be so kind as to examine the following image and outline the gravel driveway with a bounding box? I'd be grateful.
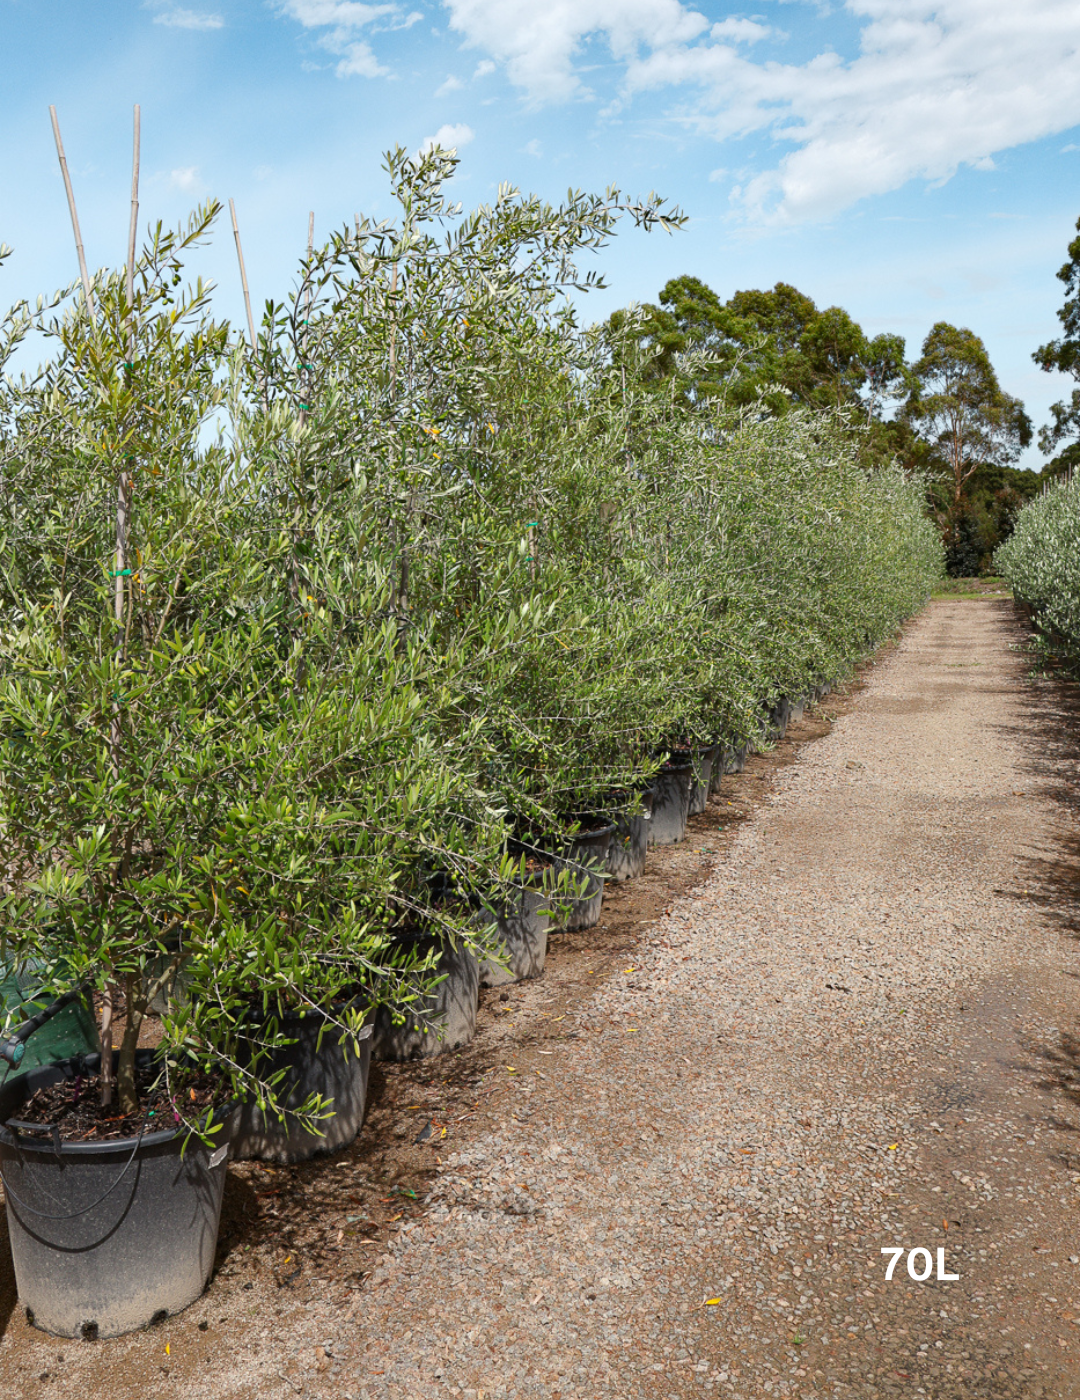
[6,596,1080,1399]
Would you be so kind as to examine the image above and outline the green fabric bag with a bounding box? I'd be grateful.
[0,965,98,1072]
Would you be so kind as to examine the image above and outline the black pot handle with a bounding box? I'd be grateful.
[0,1113,152,1222]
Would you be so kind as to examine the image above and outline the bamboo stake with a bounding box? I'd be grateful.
[125,104,140,326]
[228,198,257,352]
[115,104,139,666]
[49,105,95,317]
[115,102,138,691]
[101,105,143,1108]
[50,104,111,1094]
[99,988,115,1105]
[388,262,398,391]
[300,213,314,432]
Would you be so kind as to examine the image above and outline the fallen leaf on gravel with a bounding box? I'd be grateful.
[704,1298,722,1306]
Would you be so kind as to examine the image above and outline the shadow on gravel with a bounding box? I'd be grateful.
[993,603,1080,936]
[992,601,1080,1152]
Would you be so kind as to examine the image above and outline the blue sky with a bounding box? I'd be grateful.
[4,0,1080,468]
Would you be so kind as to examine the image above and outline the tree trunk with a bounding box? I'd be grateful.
[115,972,147,1117]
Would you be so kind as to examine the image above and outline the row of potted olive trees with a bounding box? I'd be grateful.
[0,149,941,1338]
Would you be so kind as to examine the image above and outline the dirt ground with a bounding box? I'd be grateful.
[0,646,852,1398]
[5,596,1080,1398]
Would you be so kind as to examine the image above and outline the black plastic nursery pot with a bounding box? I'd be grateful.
[478,881,550,987]
[688,743,721,816]
[719,743,748,779]
[648,756,693,847]
[789,696,807,725]
[371,937,479,1061]
[555,823,614,930]
[229,1012,373,1165]
[0,1051,230,1339]
[606,791,651,882]
[767,697,792,741]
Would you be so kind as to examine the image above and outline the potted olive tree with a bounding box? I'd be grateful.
[0,210,506,1335]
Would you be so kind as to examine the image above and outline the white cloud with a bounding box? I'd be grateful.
[170,166,202,191]
[283,1,396,22]
[473,59,496,77]
[708,17,770,44]
[335,39,385,75]
[152,7,224,27]
[524,138,543,157]
[420,122,475,153]
[436,73,464,95]
[277,0,419,77]
[444,0,1080,223]
[443,0,709,102]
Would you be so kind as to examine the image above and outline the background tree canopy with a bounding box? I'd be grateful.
[1033,214,1080,477]
[613,273,1049,577]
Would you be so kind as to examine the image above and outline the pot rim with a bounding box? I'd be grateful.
[0,1052,233,1158]
[241,1001,374,1030]
[564,821,616,841]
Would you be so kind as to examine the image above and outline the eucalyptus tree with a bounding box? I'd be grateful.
[903,322,1032,506]
[1033,214,1080,474]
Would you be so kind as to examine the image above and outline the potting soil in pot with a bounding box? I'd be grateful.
[371,938,479,1060]
[6,1057,221,1139]
[0,1052,230,1339]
